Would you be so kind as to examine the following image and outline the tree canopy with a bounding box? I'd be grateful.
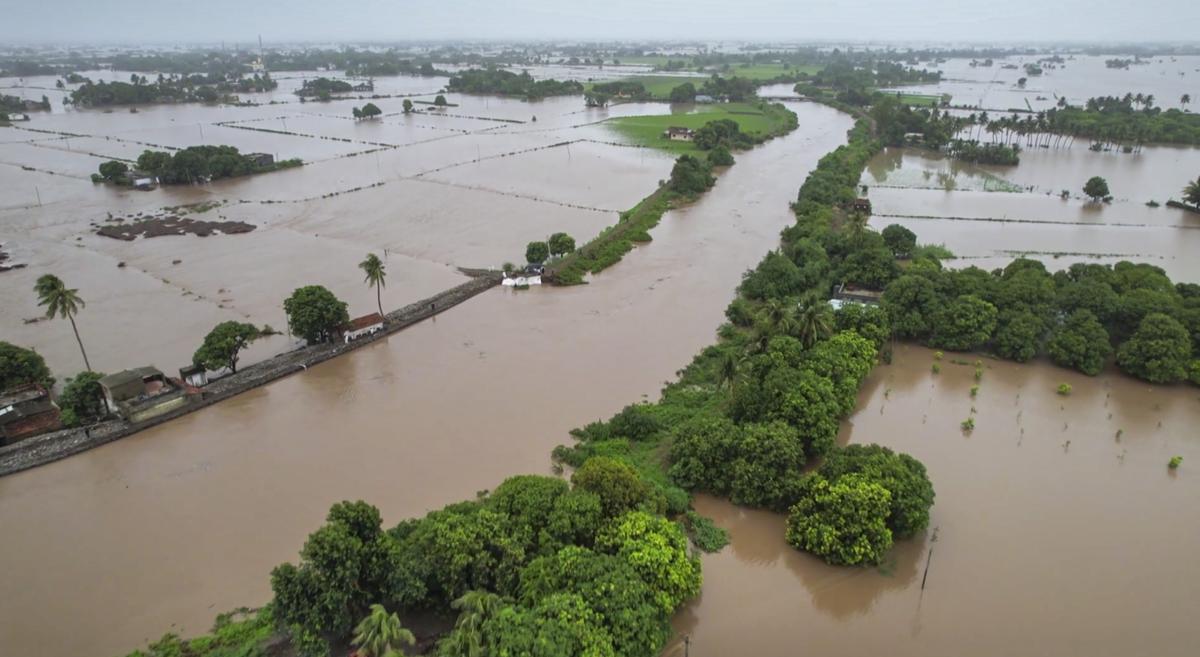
[283,286,349,345]
[0,342,54,391]
[193,321,261,374]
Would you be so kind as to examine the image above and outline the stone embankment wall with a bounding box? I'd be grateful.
[0,272,501,477]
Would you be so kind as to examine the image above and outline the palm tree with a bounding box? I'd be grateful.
[34,274,91,371]
[793,296,834,348]
[717,352,740,395]
[1183,176,1200,210]
[759,299,791,332]
[441,591,502,657]
[1182,94,1192,111]
[359,253,387,318]
[351,604,415,657]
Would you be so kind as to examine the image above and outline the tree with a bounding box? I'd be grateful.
[928,294,998,351]
[667,155,714,195]
[547,233,576,257]
[57,371,107,426]
[525,241,549,264]
[352,604,415,657]
[434,94,448,106]
[359,253,387,317]
[818,445,934,538]
[707,145,734,166]
[668,83,696,103]
[283,285,349,345]
[881,224,917,258]
[1117,313,1192,383]
[1183,176,1200,210]
[594,511,701,614]
[34,274,92,371]
[571,456,650,518]
[0,342,54,391]
[440,590,503,657]
[193,321,261,374]
[992,308,1044,362]
[97,160,128,181]
[785,473,894,566]
[1047,309,1112,375]
[1083,176,1110,202]
[360,102,382,119]
[352,106,363,120]
[793,297,835,348]
[402,99,414,113]
[882,274,939,339]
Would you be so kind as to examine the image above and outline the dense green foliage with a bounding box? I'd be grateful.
[1116,313,1193,383]
[447,69,583,99]
[133,146,301,184]
[548,232,576,257]
[882,257,1200,381]
[817,444,934,538]
[1083,176,1111,201]
[68,73,274,106]
[268,471,697,657]
[57,371,107,426]
[525,241,550,264]
[786,474,894,566]
[121,607,277,657]
[667,155,715,195]
[283,286,349,345]
[193,321,261,374]
[0,341,54,390]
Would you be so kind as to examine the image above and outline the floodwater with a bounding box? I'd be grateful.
[0,74,682,378]
[0,100,855,657]
[671,344,1200,657]
[886,54,1200,112]
[863,144,1200,281]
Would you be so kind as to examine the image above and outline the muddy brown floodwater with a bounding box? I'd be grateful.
[0,102,854,657]
[671,343,1200,657]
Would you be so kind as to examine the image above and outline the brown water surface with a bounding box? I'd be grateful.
[0,101,854,657]
[672,344,1200,657]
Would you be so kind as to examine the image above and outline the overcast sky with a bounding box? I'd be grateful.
[1,0,1196,45]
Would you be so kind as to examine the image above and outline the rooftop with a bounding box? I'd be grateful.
[99,366,164,390]
[344,313,385,332]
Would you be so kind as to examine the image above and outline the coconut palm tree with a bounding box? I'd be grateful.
[794,296,834,348]
[351,604,415,657]
[359,253,387,318]
[1183,176,1200,210]
[717,351,740,395]
[34,274,91,371]
[1182,94,1192,111]
[441,591,502,657]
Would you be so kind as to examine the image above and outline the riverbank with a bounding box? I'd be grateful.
[0,270,501,477]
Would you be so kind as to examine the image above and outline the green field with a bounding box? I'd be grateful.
[889,92,950,107]
[705,63,822,80]
[606,103,793,153]
[585,75,707,100]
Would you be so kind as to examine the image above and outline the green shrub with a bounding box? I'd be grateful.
[1057,383,1072,396]
[1169,456,1183,469]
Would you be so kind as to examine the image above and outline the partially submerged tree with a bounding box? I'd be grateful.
[1083,176,1110,202]
[193,321,261,374]
[525,241,549,265]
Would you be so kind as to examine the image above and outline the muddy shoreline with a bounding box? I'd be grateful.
[0,270,501,477]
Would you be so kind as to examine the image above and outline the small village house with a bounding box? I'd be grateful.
[851,197,872,214]
[829,283,883,310]
[694,94,716,104]
[664,126,695,141]
[338,313,385,343]
[246,152,275,168]
[127,170,158,190]
[0,384,62,445]
[98,366,198,423]
[179,364,208,388]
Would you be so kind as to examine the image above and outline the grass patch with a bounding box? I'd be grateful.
[607,102,795,154]
[704,63,822,80]
[548,186,675,284]
[685,511,730,553]
[889,92,950,107]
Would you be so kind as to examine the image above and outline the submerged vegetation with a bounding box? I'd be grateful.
[447,68,583,99]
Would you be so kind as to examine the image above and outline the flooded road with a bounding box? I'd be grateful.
[0,101,855,657]
[673,343,1200,657]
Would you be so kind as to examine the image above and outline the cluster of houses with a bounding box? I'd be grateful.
[0,311,388,446]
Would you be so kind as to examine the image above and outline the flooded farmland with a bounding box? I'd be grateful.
[0,96,856,656]
[3,48,1200,657]
[672,343,1200,657]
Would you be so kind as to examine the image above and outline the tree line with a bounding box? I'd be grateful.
[446,69,583,100]
[68,72,276,107]
[92,146,301,185]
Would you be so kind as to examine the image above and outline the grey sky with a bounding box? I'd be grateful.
[1,0,1196,45]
